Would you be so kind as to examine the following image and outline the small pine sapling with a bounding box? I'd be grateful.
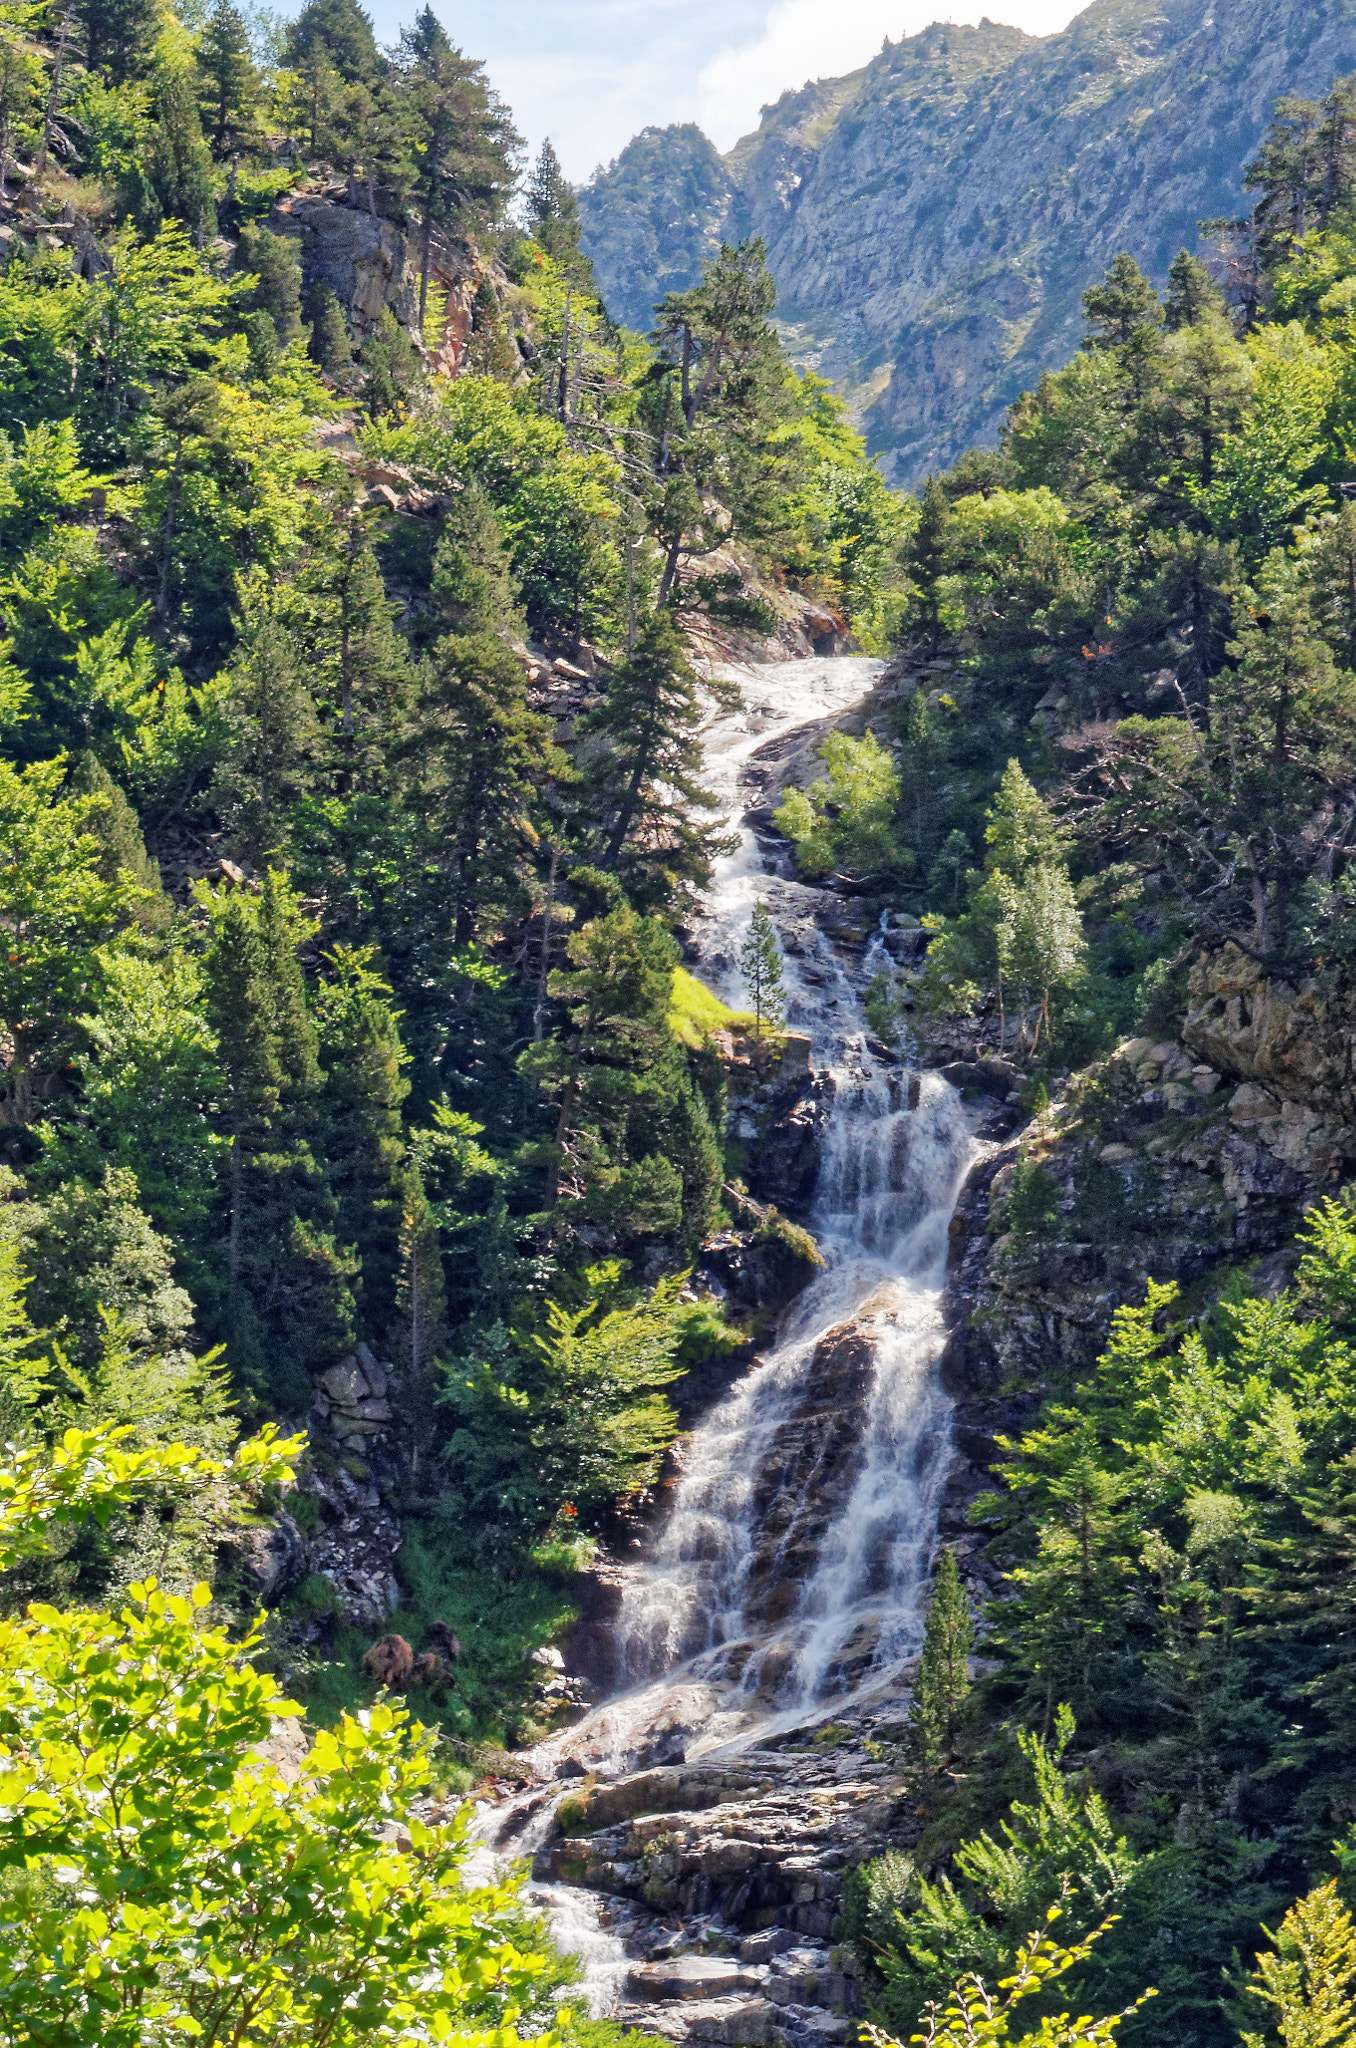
[907,1545,974,1772]
[739,899,786,1040]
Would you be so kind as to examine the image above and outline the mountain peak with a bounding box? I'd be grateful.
[580,0,1356,480]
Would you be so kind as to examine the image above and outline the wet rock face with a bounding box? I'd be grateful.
[507,1724,912,2048]
[737,1324,874,1634]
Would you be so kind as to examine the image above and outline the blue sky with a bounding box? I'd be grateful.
[362,0,1084,181]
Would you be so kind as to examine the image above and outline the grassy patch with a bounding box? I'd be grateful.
[290,1524,584,1750]
[670,967,755,1047]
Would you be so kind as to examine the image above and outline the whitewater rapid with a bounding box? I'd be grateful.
[533,655,980,1768]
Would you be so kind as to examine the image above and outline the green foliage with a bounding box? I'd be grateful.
[435,1274,706,1549]
[739,900,786,1038]
[861,1909,1154,2048]
[1240,1877,1356,2048]
[0,1425,574,2046]
[855,1708,1144,2038]
[907,1547,974,1771]
[775,728,903,881]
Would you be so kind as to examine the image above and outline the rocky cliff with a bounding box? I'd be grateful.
[579,0,1356,483]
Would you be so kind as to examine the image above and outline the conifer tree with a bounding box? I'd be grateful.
[582,610,722,906]
[1164,248,1228,331]
[525,137,586,272]
[909,475,952,651]
[306,284,355,378]
[283,0,379,82]
[739,899,786,1039]
[359,306,420,418]
[144,58,217,241]
[77,0,156,85]
[412,630,557,949]
[314,945,409,1343]
[1081,251,1164,399]
[396,8,520,333]
[907,1546,973,1772]
[519,899,685,1230]
[213,613,324,867]
[236,225,302,345]
[199,872,355,1410]
[195,0,260,156]
[646,238,792,607]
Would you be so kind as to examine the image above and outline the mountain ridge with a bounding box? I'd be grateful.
[578,0,1356,482]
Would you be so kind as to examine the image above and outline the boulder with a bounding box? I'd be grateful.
[628,1957,767,2002]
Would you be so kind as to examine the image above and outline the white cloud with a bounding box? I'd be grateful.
[696,0,1083,151]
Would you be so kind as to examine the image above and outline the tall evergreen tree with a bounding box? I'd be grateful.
[645,238,793,607]
[525,137,584,268]
[907,1546,973,1771]
[314,944,409,1344]
[282,0,380,83]
[581,610,723,907]
[909,475,952,651]
[396,8,520,333]
[77,0,156,85]
[518,899,685,1233]
[1164,248,1229,332]
[199,872,355,1410]
[194,0,260,156]
[411,629,557,949]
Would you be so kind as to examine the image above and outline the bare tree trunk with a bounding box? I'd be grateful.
[544,1080,577,1206]
[656,533,682,608]
[533,845,558,1042]
[419,213,432,337]
[37,4,73,175]
[558,287,571,419]
[228,1131,242,1287]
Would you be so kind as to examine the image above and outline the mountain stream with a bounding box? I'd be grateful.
[478,656,984,2031]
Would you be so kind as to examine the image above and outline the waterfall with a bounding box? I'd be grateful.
[531,655,982,1774]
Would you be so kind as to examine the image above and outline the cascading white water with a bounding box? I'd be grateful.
[532,656,982,1774]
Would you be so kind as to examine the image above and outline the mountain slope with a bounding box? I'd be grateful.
[579,0,1356,482]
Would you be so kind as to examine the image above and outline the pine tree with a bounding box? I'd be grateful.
[195,0,260,156]
[430,485,518,637]
[1164,248,1229,331]
[236,225,302,345]
[77,0,156,85]
[306,284,355,378]
[739,900,786,1039]
[199,872,356,1411]
[144,58,217,241]
[411,629,558,949]
[1080,251,1164,400]
[283,0,380,84]
[907,1547,973,1771]
[1315,74,1356,226]
[525,137,583,267]
[70,752,171,934]
[314,944,410,1344]
[396,8,520,334]
[518,900,684,1231]
[909,475,952,652]
[1081,252,1164,349]
[1245,93,1323,266]
[360,306,420,419]
[213,612,324,867]
[582,610,723,907]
